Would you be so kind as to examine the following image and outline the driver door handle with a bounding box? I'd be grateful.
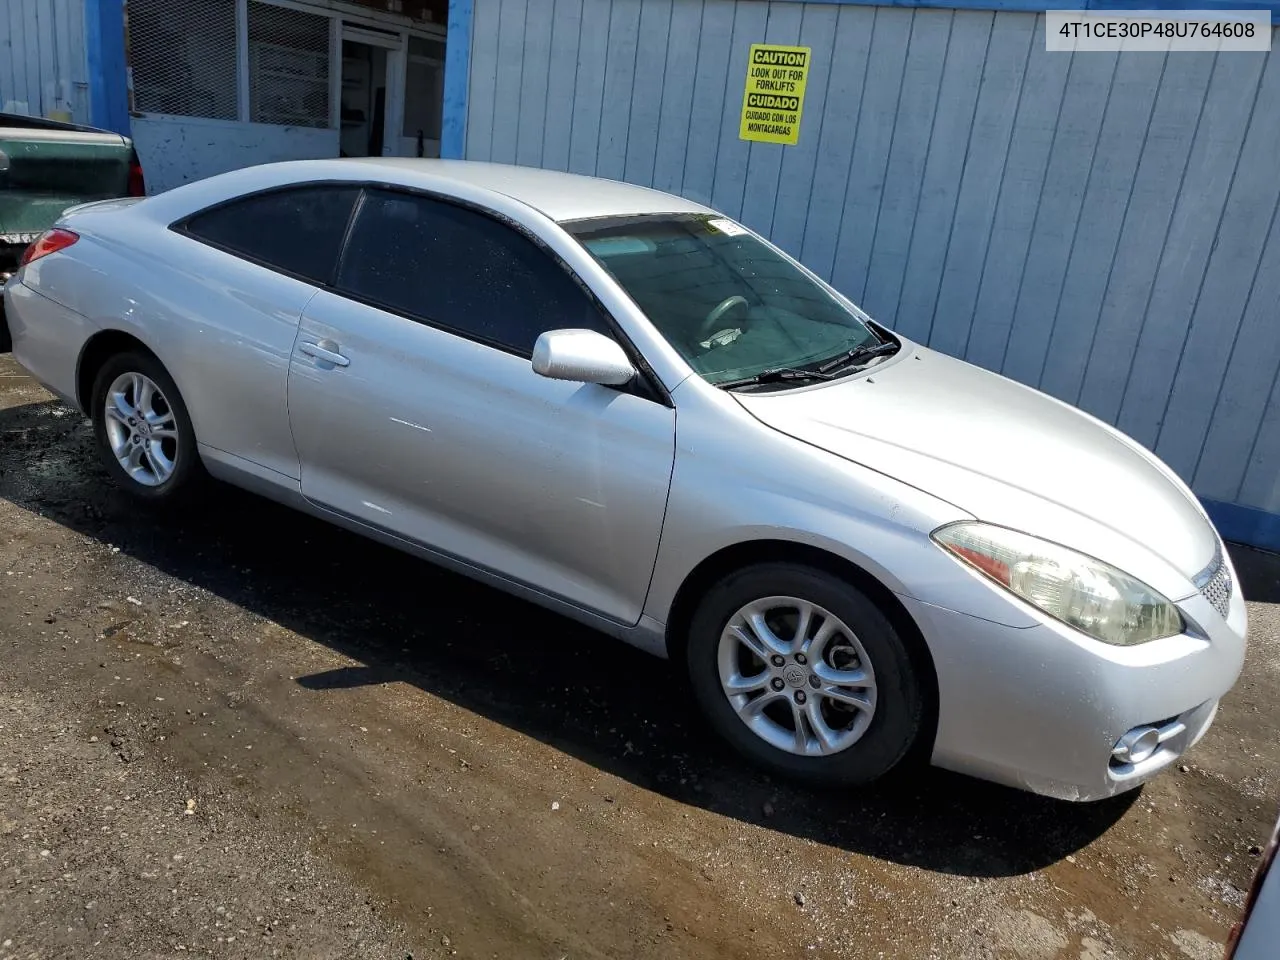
[298,339,350,368]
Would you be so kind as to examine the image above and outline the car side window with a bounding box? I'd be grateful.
[336,188,610,355]
[181,185,360,285]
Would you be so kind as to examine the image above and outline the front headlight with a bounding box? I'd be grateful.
[932,522,1183,645]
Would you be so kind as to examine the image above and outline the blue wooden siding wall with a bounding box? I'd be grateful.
[0,0,92,123]
[461,0,1280,548]
[84,0,130,135]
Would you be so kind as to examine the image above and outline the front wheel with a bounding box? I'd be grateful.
[686,563,925,786]
[90,350,203,502]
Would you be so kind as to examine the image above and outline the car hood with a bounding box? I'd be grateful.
[733,345,1218,591]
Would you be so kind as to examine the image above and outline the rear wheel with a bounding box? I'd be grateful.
[90,350,202,501]
[686,563,925,786]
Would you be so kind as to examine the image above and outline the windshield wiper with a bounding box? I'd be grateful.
[816,340,899,374]
[716,367,835,390]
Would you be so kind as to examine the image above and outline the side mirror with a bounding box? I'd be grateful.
[531,329,636,386]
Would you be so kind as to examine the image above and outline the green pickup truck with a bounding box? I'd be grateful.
[1,112,144,350]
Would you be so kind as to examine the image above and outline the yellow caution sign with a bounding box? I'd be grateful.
[739,44,811,146]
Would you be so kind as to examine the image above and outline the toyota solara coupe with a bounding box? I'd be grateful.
[2,159,1247,800]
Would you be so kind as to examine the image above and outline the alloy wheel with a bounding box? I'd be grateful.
[717,596,878,757]
[102,371,180,487]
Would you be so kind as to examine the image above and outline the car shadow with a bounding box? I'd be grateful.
[1233,543,1280,604]
[0,397,1149,878]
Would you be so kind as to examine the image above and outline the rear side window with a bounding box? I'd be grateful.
[336,188,609,354]
[181,185,360,285]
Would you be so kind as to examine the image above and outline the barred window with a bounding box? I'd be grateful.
[127,0,238,120]
[247,1,331,128]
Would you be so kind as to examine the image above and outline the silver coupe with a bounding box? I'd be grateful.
[3,159,1247,800]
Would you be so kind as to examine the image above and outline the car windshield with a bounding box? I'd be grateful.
[565,213,887,387]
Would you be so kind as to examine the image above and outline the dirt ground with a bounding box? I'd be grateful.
[1,352,1277,960]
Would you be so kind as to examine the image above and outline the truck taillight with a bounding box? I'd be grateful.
[128,152,146,197]
[20,229,80,266]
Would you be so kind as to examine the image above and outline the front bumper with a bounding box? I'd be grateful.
[901,565,1247,801]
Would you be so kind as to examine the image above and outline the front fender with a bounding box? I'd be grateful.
[644,380,1037,630]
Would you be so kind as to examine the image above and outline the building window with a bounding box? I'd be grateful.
[128,0,239,120]
[127,0,445,139]
[247,1,331,128]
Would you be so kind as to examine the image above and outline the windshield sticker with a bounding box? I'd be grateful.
[708,218,748,238]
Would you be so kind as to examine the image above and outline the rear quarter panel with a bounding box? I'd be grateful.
[4,278,97,405]
[22,204,314,480]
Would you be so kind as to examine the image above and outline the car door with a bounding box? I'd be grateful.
[170,183,360,479]
[286,187,676,625]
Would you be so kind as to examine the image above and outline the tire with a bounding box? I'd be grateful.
[686,562,925,786]
[0,298,12,354]
[90,349,203,502]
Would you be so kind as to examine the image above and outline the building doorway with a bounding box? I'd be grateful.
[339,25,403,158]
[400,36,445,158]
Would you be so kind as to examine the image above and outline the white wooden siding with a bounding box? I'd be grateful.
[465,0,1280,518]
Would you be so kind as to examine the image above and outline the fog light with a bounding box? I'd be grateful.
[1113,726,1161,765]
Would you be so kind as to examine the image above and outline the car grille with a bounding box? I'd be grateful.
[1194,551,1233,620]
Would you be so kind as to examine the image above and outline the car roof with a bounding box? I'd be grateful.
[338,158,714,222]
